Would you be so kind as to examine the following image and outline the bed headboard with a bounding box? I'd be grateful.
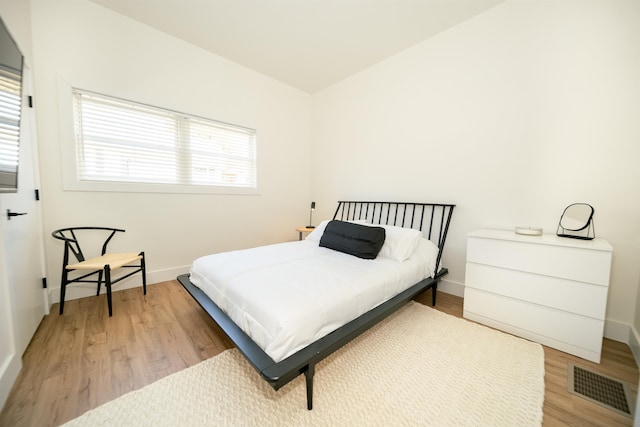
[332,201,455,267]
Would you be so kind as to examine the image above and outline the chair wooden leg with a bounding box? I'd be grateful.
[59,268,69,315]
[140,251,147,295]
[104,265,113,317]
[96,270,103,296]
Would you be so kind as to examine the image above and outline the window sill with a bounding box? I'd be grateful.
[63,179,260,195]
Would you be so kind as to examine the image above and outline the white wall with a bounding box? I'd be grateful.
[311,0,640,339]
[30,0,313,302]
[22,0,640,344]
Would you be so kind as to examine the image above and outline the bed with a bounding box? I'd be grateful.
[178,201,455,409]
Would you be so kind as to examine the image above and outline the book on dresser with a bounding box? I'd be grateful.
[463,229,613,363]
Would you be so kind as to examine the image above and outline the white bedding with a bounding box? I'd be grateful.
[189,238,438,363]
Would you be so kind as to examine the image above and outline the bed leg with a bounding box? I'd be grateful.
[432,282,438,306]
[303,364,315,410]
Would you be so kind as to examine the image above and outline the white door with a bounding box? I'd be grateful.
[0,66,47,354]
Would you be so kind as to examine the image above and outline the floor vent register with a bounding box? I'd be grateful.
[567,363,635,418]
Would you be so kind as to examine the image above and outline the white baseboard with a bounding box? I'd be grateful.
[604,318,631,344]
[46,265,190,306]
[0,352,21,412]
[629,325,640,368]
[438,278,464,298]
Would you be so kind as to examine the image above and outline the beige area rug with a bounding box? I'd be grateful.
[64,302,545,426]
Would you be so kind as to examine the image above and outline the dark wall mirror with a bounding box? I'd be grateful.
[0,16,24,193]
[557,203,595,240]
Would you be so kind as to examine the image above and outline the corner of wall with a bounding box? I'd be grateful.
[439,279,465,298]
[628,324,640,369]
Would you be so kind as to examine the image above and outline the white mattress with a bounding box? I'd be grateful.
[189,238,438,362]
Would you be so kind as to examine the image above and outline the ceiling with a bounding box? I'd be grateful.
[89,0,505,94]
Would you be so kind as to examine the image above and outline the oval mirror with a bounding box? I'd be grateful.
[557,203,595,240]
[559,203,594,231]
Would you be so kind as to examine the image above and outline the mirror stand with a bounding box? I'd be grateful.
[556,203,595,240]
[557,220,595,240]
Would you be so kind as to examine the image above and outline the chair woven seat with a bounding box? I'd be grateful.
[67,253,142,270]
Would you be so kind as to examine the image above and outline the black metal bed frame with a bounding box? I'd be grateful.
[178,201,455,410]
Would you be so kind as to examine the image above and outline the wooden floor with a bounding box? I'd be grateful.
[0,280,637,426]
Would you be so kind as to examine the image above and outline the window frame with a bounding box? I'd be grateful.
[59,83,259,195]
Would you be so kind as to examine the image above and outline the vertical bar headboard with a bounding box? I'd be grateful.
[333,201,455,269]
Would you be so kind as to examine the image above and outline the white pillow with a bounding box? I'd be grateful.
[415,237,440,276]
[305,219,368,242]
[376,224,423,262]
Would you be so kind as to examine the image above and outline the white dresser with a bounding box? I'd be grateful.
[463,229,613,363]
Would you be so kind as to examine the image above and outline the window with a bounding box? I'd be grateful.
[0,67,21,187]
[72,89,257,192]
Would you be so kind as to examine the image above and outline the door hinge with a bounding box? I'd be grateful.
[35,189,40,201]
[42,277,47,289]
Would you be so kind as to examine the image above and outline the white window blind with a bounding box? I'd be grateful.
[72,90,257,189]
[0,67,21,175]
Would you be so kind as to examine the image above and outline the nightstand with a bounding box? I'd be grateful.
[296,226,315,240]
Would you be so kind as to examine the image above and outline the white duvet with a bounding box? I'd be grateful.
[189,238,438,362]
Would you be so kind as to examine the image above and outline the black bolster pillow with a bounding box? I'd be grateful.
[319,220,386,259]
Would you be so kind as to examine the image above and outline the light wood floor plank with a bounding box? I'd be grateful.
[0,280,637,426]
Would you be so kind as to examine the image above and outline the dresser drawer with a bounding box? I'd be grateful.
[464,288,604,353]
[465,262,608,319]
[467,235,612,286]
